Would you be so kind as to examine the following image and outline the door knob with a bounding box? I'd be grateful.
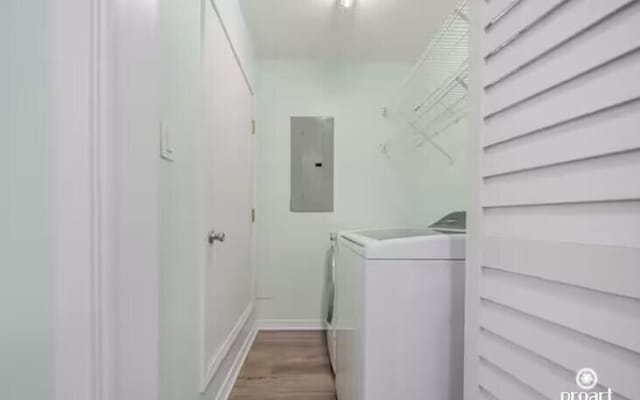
[208,230,226,244]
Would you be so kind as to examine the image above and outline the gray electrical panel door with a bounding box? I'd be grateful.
[290,116,334,212]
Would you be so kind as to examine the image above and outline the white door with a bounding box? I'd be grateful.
[466,1,640,399]
[201,3,254,388]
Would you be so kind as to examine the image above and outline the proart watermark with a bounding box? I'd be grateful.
[561,368,613,400]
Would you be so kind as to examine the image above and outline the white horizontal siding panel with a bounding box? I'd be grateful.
[478,358,547,400]
[483,100,640,176]
[484,202,640,248]
[484,0,522,28]
[480,268,640,353]
[484,0,566,56]
[484,49,640,146]
[486,3,640,115]
[485,0,635,85]
[479,387,500,400]
[479,330,573,399]
[483,151,640,207]
[482,237,640,299]
[481,301,640,399]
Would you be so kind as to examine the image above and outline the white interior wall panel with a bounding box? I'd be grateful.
[466,0,640,399]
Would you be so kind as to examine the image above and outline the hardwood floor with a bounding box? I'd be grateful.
[230,331,337,400]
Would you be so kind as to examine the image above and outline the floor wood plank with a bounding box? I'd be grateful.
[230,331,336,400]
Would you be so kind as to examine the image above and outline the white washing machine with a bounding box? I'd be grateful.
[323,232,338,374]
[334,212,466,400]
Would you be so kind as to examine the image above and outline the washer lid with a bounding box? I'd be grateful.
[354,228,438,240]
[429,211,466,233]
[340,228,466,260]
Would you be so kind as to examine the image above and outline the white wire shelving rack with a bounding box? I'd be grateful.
[382,0,470,164]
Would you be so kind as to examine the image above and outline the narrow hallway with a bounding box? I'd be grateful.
[230,332,336,400]
[4,0,640,399]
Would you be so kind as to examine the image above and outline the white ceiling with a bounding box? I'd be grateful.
[239,0,457,62]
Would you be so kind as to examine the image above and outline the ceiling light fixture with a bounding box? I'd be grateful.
[339,0,354,9]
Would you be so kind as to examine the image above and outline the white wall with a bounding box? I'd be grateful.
[107,0,162,398]
[383,110,470,225]
[159,1,255,399]
[254,61,469,325]
[1,2,55,398]
[158,0,204,398]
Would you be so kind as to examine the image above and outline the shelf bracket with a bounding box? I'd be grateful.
[409,123,454,165]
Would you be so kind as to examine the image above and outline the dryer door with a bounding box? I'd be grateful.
[324,243,336,326]
[324,235,338,374]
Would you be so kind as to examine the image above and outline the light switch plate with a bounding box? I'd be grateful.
[160,121,175,162]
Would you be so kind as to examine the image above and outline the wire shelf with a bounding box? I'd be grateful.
[383,0,470,163]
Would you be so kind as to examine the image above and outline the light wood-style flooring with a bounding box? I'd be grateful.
[230,331,337,400]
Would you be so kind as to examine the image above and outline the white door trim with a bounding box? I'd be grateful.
[95,0,116,398]
[53,0,107,399]
[54,0,160,398]
[208,0,254,95]
[462,1,484,398]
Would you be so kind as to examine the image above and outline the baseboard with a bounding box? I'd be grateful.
[202,303,254,392]
[258,319,325,331]
[215,319,258,400]
[211,318,323,399]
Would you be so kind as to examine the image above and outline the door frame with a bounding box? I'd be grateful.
[53,0,106,398]
[463,0,484,398]
[54,0,161,399]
